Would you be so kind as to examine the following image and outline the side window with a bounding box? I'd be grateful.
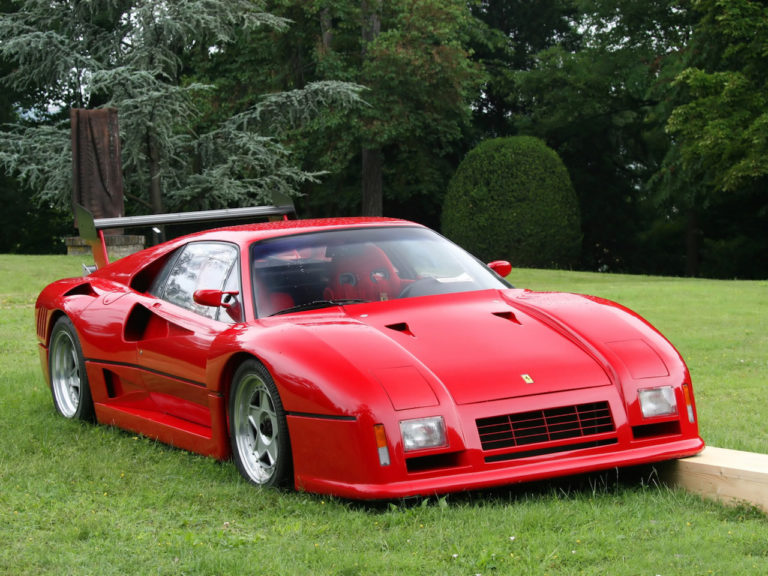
[155,242,239,321]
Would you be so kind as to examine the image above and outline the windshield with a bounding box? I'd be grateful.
[250,226,510,317]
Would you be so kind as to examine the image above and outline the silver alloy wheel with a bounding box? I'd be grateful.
[50,327,81,418]
[232,373,280,484]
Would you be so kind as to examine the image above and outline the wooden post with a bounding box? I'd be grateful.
[71,108,125,229]
[664,446,768,513]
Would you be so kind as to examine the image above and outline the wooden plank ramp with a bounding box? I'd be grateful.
[663,446,768,513]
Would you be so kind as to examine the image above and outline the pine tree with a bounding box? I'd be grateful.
[0,0,362,214]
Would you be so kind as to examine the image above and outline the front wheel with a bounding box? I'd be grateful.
[229,360,292,487]
[48,316,94,421]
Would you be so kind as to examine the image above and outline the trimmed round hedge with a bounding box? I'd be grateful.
[441,136,581,268]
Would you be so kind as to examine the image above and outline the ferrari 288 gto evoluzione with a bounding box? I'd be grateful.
[35,206,704,499]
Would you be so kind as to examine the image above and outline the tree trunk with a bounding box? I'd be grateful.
[361,148,383,216]
[320,8,333,54]
[361,0,381,48]
[361,0,383,215]
[685,210,700,277]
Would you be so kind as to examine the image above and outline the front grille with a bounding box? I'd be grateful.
[477,401,615,452]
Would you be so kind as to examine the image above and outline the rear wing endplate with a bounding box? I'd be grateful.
[75,201,296,270]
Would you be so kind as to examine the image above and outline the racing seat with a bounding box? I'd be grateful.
[261,291,294,316]
[324,244,401,302]
[255,284,294,317]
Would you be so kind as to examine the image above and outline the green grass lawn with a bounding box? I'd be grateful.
[1,255,766,575]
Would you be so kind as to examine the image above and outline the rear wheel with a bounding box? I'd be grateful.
[48,316,94,421]
[229,359,292,487]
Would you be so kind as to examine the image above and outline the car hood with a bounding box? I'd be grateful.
[289,290,613,405]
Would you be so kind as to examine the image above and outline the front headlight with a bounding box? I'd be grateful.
[400,416,447,452]
[638,386,677,418]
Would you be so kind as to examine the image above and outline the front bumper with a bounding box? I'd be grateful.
[290,384,704,500]
[299,436,704,500]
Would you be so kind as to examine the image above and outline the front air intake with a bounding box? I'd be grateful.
[477,401,615,451]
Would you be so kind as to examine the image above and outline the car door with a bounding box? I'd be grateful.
[134,241,241,428]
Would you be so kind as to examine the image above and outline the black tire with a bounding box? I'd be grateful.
[48,316,94,421]
[229,359,292,487]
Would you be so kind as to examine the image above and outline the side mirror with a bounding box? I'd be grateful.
[487,260,512,278]
[193,289,240,308]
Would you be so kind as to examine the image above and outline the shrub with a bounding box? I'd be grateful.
[441,136,581,267]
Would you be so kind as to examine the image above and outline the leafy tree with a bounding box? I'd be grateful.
[221,0,482,223]
[468,0,578,137]
[655,0,768,276]
[442,136,581,267]
[503,0,765,278]
[355,0,482,216]
[0,0,69,252]
[0,0,363,215]
[664,0,768,191]
[509,0,695,272]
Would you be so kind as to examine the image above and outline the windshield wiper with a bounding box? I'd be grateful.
[269,299,369,316]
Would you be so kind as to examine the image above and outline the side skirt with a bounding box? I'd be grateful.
[94,394,230,460]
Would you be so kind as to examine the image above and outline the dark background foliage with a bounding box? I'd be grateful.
[1,0,766,279]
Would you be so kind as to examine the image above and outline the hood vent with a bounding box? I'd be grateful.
[492,311,521,324]
[386,322,415,337]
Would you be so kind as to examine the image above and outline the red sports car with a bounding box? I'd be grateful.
[36,211,704,499]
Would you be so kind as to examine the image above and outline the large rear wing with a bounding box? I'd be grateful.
[75,201,296,270]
